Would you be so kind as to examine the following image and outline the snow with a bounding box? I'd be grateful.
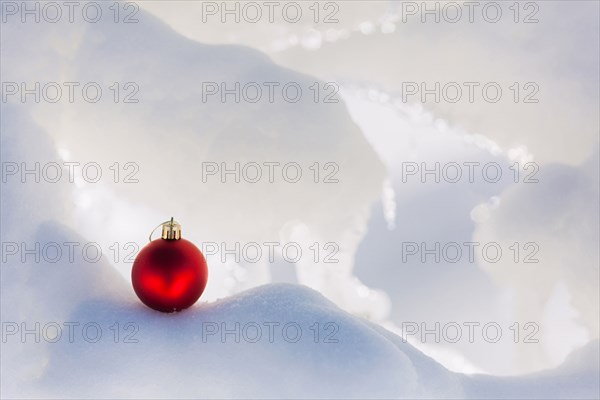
[1,0,599,397]
[2,246,598,399]
[142,1,600,165]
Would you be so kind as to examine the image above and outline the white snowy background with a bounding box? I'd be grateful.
[1,0,599,398]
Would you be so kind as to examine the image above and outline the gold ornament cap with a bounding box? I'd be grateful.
[161,218,182,240]
[149,217,182,241]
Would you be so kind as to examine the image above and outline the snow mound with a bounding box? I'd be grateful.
[3,251,598,399]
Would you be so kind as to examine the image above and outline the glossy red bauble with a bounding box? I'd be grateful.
[132,238,208,313]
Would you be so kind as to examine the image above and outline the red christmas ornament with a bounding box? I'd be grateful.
[132,218,208,313]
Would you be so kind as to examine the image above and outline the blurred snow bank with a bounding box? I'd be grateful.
[142,1,600,165]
